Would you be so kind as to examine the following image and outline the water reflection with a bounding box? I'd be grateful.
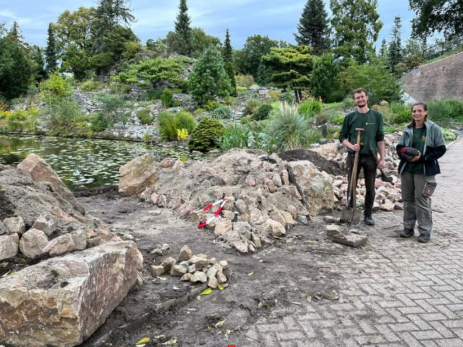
[0,135,194,190]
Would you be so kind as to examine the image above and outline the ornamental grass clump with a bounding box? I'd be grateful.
[265,102,322,151]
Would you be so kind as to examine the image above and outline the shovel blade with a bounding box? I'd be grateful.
[340,205,361,225]
[381,172,393,183]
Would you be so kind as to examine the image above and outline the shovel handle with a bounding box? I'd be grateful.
[355,128,364,146]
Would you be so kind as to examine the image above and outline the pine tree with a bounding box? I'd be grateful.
[174,0,193,56]
[188,46,231,105]
[45,23,58,74]
[294,0,330,54]
[223,29,236,96]
[379,38,388,59]
[330,0,383,64]
[388,16,403,74]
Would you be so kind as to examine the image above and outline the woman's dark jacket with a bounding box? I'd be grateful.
[396,120,446,176]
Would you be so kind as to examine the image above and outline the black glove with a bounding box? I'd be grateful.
[400,147,420,162]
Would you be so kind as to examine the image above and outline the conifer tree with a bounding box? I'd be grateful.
[174,0,193,56]
[188,46,231,105]
[294,0,330,54]
[45,23,58,74]
[330,0,383,64]
[379,38,388,59]
[388,16,403,74]
[223,29,236,96]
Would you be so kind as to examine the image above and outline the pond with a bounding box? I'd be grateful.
[0,135,196,190]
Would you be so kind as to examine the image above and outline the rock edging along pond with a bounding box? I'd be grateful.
[0,135,205,191]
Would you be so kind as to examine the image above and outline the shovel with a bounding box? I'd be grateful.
[340,128,363,226]
[370,148,393,183]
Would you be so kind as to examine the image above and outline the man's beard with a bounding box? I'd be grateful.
[356,102,367,108]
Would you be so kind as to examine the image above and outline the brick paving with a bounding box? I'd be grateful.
[241,138,463,347]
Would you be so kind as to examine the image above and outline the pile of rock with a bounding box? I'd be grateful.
[0,154,144,347]
[119,149,336,253]
[151,245,229,289]
[0,154,121,262]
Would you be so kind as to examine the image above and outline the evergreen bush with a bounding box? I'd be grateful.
[253,104,273,121]
[158,111,177,141]
[174,110,196,134]
[211,106,232,120]
[188,118,225,152]
[137,109,154,125]
[161,89,175,108]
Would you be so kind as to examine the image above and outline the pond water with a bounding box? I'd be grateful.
[0,135,195,190]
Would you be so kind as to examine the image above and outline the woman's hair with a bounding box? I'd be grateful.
[407,102,428,128]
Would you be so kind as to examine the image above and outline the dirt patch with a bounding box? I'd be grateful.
[77,191,349,347]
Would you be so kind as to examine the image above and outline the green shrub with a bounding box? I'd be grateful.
[143,88,164,101]
[298,100,323,119]
[218,122,276,152]
[330,113,345,125]
[243,99,261,116]
[204,100,221,111]
[90,113,110,132]
[158,111,177,141]
[137,109,154,125]
[253,104,273,121]
[27,85,39,95]
[47,97,86,135]
[384,126,398,133]
[428,99,463,127]
[211,106,232,120]
[174,110,196,134]
[265,102,322,151]
[240,115,252,125]
[161,89,175,108]
[390,102,412,124]
[40,71,72,103]
[158,110,196,141]
[81,80,101,92]
[236,74,254,88]
[188,118,225,152]
[96,93,129,126]
[236,86,247,93]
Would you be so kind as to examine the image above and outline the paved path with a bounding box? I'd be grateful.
[242,138,463,347]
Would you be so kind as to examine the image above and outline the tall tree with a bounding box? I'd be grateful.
[311,53,341,102]
[54,7,95,54]
[174,0,193,56]
[330,0,383,64]
[188,46,231,105]
[410,0,463,39]
[0,23,32,100]
[30,45,47,82]
[45,23,58,74]
[92,0,135,55]
[379,38,388,59]
[294,0,330,54]
[223,29,236,96]
[235,35,280,78]
[261,46,314,101]
[388,16,403,74]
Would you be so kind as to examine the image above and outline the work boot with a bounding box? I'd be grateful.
[400,228,414,238]
[364,215,375,225]
[417,233,431,243]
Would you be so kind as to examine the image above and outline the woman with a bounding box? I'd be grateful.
[396,102,446,243]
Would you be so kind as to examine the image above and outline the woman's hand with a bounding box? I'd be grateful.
[410,150,421,162]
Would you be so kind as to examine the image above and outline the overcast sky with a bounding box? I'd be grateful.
[0,0,417,49]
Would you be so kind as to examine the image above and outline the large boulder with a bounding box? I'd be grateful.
[0,241,143,347]
[286,160,335,216]
[119,153,158,196]
[17,154,85,215]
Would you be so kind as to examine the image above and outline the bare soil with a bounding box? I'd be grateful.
[76,188,355,347]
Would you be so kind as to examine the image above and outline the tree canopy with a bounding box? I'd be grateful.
[410,0,463,39]
[330,0,383,64]
[294,0,330,54]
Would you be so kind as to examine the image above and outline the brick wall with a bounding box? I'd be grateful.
[402,51,463,102]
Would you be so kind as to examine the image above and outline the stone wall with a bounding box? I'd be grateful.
[402,52,463,102]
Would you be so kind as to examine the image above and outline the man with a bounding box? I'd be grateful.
[339,88,385,225]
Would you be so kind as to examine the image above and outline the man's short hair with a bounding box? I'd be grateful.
[353,88,368,96]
